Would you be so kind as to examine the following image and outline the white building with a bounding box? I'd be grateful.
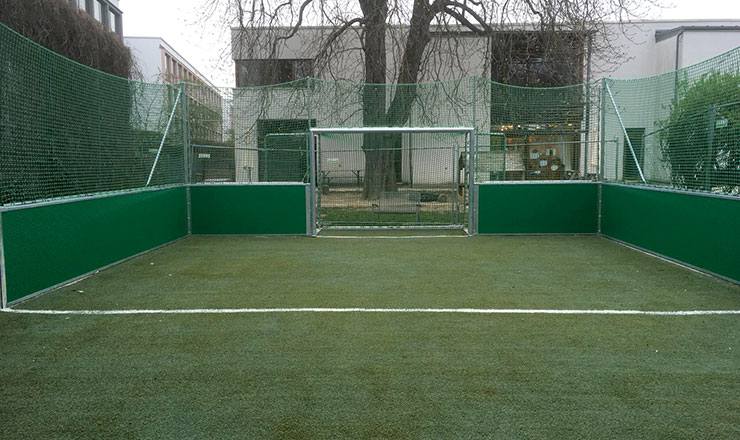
[125,37,217,86]
[600,20,740,79]
[125,37,225,144]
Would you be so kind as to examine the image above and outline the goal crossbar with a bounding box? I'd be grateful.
[310,127,475,134]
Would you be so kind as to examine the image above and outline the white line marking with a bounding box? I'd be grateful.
[2,308,739,316]
[317,235,468,239]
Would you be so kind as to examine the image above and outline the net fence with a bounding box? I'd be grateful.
[1,20,738,208]
[602,48,740,195]
[0,23,186,206]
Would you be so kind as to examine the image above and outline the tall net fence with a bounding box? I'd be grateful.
[2,20,738,208]
[477,80,601,181]
[0,23,185,207]
[602,47,740,195]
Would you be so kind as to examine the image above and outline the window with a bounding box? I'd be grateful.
[236,59,313,86]
[77,0,86,11]
[164,54,171,77]
[93,1,102,21]
[491,32,584,87]
[109,10,116,32]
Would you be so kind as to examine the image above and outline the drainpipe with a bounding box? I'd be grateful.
[673,31,684,104]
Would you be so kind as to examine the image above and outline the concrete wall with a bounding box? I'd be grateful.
[595,20,740,80]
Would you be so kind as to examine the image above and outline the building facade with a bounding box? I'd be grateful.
[232,20,740,84]
[125,37,225,148]
[227,20,739,184]
[70,0,122,37]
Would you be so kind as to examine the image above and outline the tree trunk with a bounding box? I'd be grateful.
[359,0,391,199]
[363,139,397,199]
[358,0,436,200]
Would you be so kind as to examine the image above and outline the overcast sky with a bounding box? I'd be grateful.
[119,0,740,88]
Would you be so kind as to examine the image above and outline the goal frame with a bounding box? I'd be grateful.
[308,126,477,236]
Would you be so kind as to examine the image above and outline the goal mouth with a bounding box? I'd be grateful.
[308,127,477,235]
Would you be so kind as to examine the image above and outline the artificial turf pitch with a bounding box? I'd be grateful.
[1,235,738,438]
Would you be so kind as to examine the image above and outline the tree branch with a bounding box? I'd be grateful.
[270,0,315,58]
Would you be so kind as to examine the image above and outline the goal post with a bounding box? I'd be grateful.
[308,127,477,235]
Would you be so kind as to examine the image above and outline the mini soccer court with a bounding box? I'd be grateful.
[1,234,739,438]
[1,22,739,438]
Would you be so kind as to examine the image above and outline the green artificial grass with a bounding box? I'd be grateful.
[0,313,738,438]
[2,236,739,438]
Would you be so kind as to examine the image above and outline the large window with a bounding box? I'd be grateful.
[236,59,313,86]
[93,1,102,22]
[491,32,585,87]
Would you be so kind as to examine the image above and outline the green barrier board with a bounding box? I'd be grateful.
[601,184,740,282]
[2,188,188,303]
[478,183,598,234]
[190,185,307,235]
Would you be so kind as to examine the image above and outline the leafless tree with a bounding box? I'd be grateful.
[200,0,661,198]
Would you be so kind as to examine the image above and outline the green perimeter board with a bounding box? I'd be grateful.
[477,183,598,234]
[601,184,740,282]
[2,187,188,303]
[190,185,307,235]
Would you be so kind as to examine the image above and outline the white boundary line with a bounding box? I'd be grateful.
[317,235,468,239]
[2,307,739,316]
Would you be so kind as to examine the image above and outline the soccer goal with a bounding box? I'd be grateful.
[308,127,477,234]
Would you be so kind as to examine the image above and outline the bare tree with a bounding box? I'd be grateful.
[200,0,661,198]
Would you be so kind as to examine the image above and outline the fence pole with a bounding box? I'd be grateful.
[146,87,182,186]
[0,211,7,308]
[308,130,317,236]
[604,81,646,184]
[180,82,192,234]
[599,79,607,181]
[705,104,717,191]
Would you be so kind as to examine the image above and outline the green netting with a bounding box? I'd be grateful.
[263,133,309,182]
[2,19,738,207]
[602,47,740,194]
[315,130,469,227]
[0,23,186,207]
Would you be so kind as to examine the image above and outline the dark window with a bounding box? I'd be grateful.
[623,128,645,181]
[236,59,313,86]
[491,32,584,87]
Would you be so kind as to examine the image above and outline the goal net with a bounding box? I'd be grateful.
[310,127,475,230]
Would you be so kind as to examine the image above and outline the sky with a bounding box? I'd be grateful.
[119,0,740,88]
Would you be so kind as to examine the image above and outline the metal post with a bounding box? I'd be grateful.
[597,183,602,235]
[472,76,478,134]
[584,37,593,179]
[604,81,646,184]
[308,131,317,236]
[147,87,182,186]
[0,211,7,309]
[582,85,590,178]
[306,78,313,234]
[306,77,312,128]
[599,79,607,181]
[180,83,192,234]
[468,129,477,235]
[452,137,459,225]
[705,104,717,191]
